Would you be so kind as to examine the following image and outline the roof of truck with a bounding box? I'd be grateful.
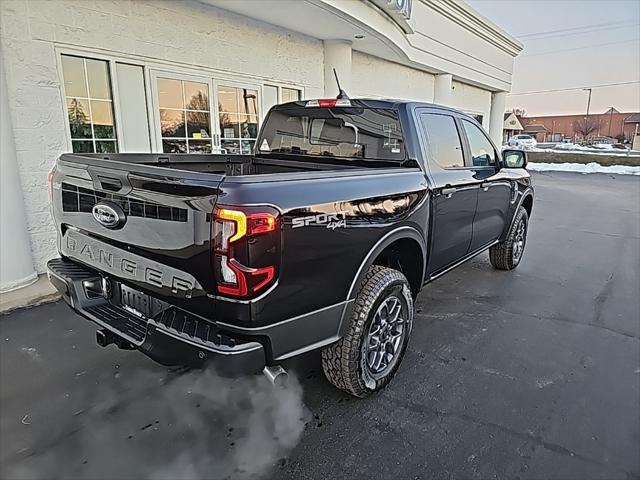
[273,98,469,116]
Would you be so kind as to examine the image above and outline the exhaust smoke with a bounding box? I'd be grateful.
[4,367,308,480]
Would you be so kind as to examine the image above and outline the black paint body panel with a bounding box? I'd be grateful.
[49,100,533,366]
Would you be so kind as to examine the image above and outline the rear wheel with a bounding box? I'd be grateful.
[321,265,413,398]
[489,206,528,270]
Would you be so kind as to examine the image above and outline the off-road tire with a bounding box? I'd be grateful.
[489,206,529,270]
[321,265,413,398]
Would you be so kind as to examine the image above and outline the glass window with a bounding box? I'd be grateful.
[61,55,117,154]
[470,114,483,125]
[462,119,497,167]
[157,78,212,154]
[259,106,404,161]
[218,85,259,155]
[281,87,301,103]
[419,114,464,169]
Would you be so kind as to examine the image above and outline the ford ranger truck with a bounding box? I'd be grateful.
[47,98,533,397]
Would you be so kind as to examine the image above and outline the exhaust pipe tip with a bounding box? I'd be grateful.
[263,365,288,386]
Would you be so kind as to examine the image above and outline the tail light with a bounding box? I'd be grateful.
[305,99,351,108]
[212,206,280,298]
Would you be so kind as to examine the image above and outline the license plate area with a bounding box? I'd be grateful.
[120,284,150,319]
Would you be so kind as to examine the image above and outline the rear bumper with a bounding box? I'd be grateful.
[46,258,266,375]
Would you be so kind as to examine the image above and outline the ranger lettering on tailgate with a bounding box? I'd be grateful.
[63,231,199,296]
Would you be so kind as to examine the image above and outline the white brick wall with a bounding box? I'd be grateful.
[450,80,492,129]
[351,51,492,130]
[1,0,497,275]
[352,51,435,102]
[0,0,325,273]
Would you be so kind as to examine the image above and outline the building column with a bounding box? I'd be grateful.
[0,55,36,292]
[323,40,352,97]
[433,74,453,106]
[489,91,507,147]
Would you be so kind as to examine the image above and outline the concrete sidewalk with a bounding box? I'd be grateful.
[0,275,59,315]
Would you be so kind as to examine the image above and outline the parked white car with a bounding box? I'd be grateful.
[509,134,537,149]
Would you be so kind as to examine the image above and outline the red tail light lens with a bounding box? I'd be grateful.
[305,99,351,108]
[212,206,280,298]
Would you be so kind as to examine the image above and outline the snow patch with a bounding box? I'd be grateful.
[528,162,640,176]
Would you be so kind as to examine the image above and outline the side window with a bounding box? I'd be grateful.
[419,113,464,169]
[281,87,301,102]
[462,119,497,167]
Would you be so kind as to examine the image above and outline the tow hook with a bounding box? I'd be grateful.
[262,365,288,385]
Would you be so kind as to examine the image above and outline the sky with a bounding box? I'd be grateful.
[467,0,640,116]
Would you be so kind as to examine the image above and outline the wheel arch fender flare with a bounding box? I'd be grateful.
[337,225,426,336]
[502,187,534,239]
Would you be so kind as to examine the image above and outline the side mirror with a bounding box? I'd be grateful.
[502,149,527,169]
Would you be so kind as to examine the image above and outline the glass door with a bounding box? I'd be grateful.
[150,72,261,154]
[151,71,217,154]
[216,83,259,154]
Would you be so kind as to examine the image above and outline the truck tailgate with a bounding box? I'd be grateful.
[51,154,224,310]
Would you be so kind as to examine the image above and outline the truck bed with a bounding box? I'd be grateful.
[60,152,377,178]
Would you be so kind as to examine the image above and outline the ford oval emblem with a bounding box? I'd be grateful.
[92,202,126,229]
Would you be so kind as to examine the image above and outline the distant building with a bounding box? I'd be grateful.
[503,112,524,143]
[520,108,640,143]
[521,124,548,142]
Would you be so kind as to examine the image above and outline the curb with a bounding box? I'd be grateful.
[0,275,61,315]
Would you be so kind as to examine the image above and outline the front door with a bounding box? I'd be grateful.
[418,111,479,274]
[460,119,512,251]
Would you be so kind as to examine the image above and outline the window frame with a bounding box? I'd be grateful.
[459,117,500,169]
[215,80,261,155]
[58,53,123,154]
[261,84,304,121]
[149,70,216,154]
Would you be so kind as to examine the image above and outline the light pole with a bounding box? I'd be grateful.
[608,106,614,137]
[582,88,592,142]
[583,88,592,118]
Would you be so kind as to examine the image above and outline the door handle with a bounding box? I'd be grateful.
[481,182,494,191]
[441,187,456,197]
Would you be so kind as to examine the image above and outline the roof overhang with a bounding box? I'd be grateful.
[199,0,523,92]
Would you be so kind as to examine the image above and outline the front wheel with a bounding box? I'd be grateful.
[489,206,529,270]
[321,266,413,398]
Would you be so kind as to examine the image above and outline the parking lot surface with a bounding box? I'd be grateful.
[1,172,639,479]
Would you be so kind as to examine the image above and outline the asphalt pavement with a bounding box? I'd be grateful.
[1,172,639,480]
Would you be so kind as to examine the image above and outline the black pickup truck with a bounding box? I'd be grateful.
[47,97,533,397]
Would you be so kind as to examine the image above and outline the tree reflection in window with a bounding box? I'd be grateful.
[158,79,211,154]
[61,55,117,154]
[218,86,259,155]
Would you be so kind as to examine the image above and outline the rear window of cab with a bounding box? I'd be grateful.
[258,106,405,161]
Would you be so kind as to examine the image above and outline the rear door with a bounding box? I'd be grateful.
[460,119,512,251]
[417,111,479,274]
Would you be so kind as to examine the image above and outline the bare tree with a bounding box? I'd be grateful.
[573,116,601,139]
[511,108,527,117]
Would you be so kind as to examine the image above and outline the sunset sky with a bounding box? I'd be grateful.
[467,0,640,116]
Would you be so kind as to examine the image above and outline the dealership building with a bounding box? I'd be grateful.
[0,0,522,292]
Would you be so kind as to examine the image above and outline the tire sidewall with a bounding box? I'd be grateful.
[510,208,528,268]
[358,277,413,393]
